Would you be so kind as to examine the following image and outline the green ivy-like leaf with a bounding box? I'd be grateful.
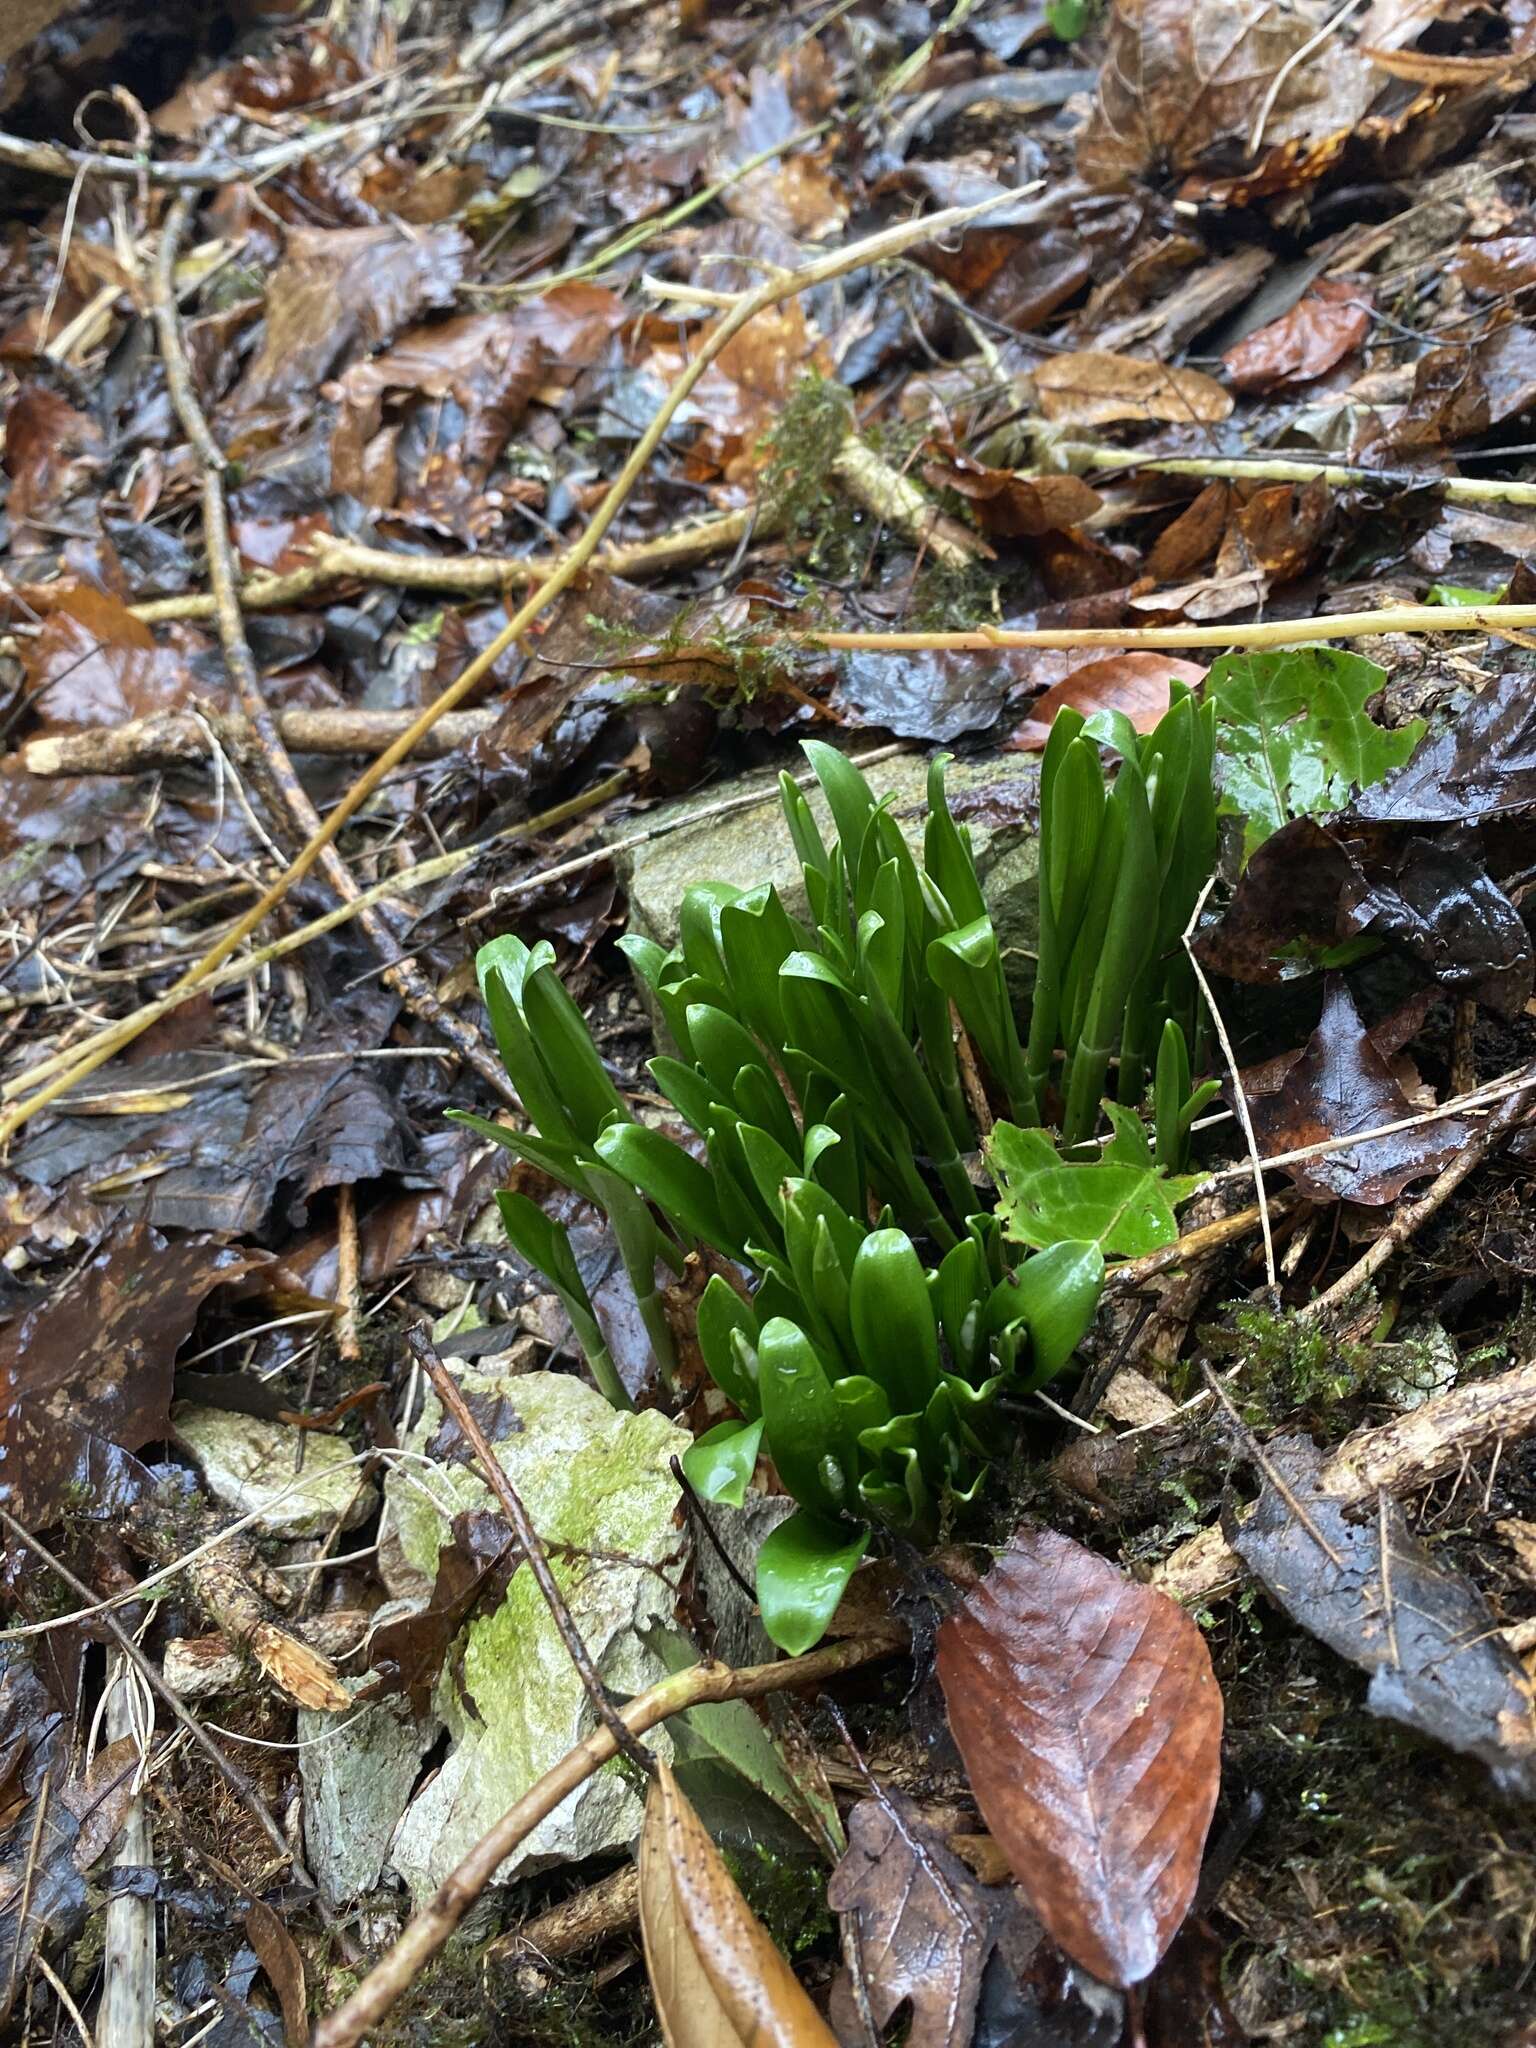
[986,1120,1196,1259]
[1206,646,1425,863]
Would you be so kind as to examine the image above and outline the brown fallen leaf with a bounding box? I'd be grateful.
[247,1897,308,2048]
[1077,0,1376,193]
[1033,352,1233,428]
[921,450,1103,537]
[639,1758,839,2048]
[1237,978,1472,1204]
[1008,654,1206,751]
[936,1527,1223,1988]
[827,1793,1119,2048]
[1222,277,1373,394]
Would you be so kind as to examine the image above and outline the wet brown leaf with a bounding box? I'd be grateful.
[20,586,223,732]
[1392,319,1536,449]
[1033,352,1232,428]
[1213,479,1331,584]
[639,1757,839,2048]
[1077,0,1376,193]
[0,1650,86,2021]
[0,1222,258,1528]
[827,1792,1120,2048]
[1008,654,1206,750]
[1146,484,1233,583]
[1231,1434,1536,1797]
[3,384,103,535]
[247,1896,309,2048]
[936,1528,1223,1988]
[1238,978,1472,1203]
[1222,277,1372,394]
[922,450,1102,537]
[231,222,469,412]
[1457,237,1536,295]
[64,1735,139,1872]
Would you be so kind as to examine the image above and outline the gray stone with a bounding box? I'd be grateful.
[382,1370,690,1901]
[614,749,1040,994]
[171,1406,377,1539]
[300,1696,436,1905]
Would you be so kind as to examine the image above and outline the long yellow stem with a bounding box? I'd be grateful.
[811,602,1536,653]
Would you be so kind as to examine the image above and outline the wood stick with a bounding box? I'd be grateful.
[0,190,1020,1144]
[1150,1356,1536,1606]
[96,1657,154,2048]
[311,1631,903,2048]
[24,706,502,777]
[1063,440,1536,511]
[809,601,1536,653]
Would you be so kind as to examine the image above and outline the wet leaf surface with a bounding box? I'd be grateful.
[1231,1434,1536,1797]
[1008,653,1205,750]
[1033,351,1233,428]
[1221,276,1372,394]
[936,1528,1223,1987]
[1238,978,1472,1202]
[639,1757,839,2048]
[827,1792,1120,2048]
[0,1223,258,1528]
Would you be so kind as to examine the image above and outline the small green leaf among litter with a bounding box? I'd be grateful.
[1206,645,1425,863]
[987,1112,1198,1259]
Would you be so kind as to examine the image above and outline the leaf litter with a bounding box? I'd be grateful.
[3,0,1536,2042]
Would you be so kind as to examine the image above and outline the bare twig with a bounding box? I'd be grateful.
[23,705,503,777]
[0,188,1022,1143]
[96,1657,154,2048]
[0,1509,306,1883]
[150,194,516,1110]
[311,1631,903,2048]
[1065,440,1536,513]
[1183,875,1276,1292]
[1300,1063,1536,1322]
[1103,1196,1297,1289]
[0,109,406,187]
[409,1329,658,1775]
[810,602,1536,652]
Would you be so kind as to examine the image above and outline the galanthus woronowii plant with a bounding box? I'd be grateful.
[457,696,1217,1652]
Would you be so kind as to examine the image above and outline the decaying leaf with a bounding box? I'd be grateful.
[936,1528,1223,1987]
[1033,351,1233,428]
[827,1792,1120,2048]
[0,1223,258,1529]
[639,1758,839,2048]
[921,451,1103,537]
[1077,0,1376,193]
[1239,978,1472,1203]
[1230,1434,1536,1796]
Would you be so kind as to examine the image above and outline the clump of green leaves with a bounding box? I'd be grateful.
[1027,685,1221,1147]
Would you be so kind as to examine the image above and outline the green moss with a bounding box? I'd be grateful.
[722,1841,833,1958]
[759,375,860,577]
[1198,1304,1373,1427]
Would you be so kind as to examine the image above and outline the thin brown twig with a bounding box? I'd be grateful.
[0,108,406,187]
[0,189,1020,1145]
[409,1330,657,1774]
[0,1508,306,1884]
[1300,1063,1536,1322]
[311,1629,902,2048]
[1200,1365,1345,1568]
[150,194,517,1110]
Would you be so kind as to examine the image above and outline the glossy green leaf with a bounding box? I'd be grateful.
[849,1229,942,1413]
[682,1417,764,1507]
[756,1510,869,1655]
[757,1317,854,1520]
[493,1191,630,1410]
[522,961,630,1143]
[594,1123,739,1256]
[987,1121,1190,1259]
[695,1274,761,1415]
[987,1238,1105,1386]
[1206,644,1425,864]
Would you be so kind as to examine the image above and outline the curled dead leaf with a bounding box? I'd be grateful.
[1009,654,1206,751]
[639,1758,839,2048]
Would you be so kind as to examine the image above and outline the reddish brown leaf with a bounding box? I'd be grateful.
[1222,277,1372,394]
[230,222,468,412]
[246,1898,308,2048]
[1237,977,1472,1204]
[936,1528,1223,1988]
[1457,237,1536,295]
[1145,484,1233,583]
[1033,352,1232,428]
[1009,655,1206,750]
[1213,479,1330,584]
[3,384,103,532]
[921,450,1102,537]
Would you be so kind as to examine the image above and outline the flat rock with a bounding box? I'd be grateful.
[383,1369,689,1901]
[299,1696,436,1905]
[615,749,1041,995]
[171,1405,377,1538]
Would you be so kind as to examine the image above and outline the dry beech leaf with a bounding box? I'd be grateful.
[1009,654,1206,751]
[936,1528,1223,1987]
[1033,352,1233,428]
[639,1759,839,2048]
